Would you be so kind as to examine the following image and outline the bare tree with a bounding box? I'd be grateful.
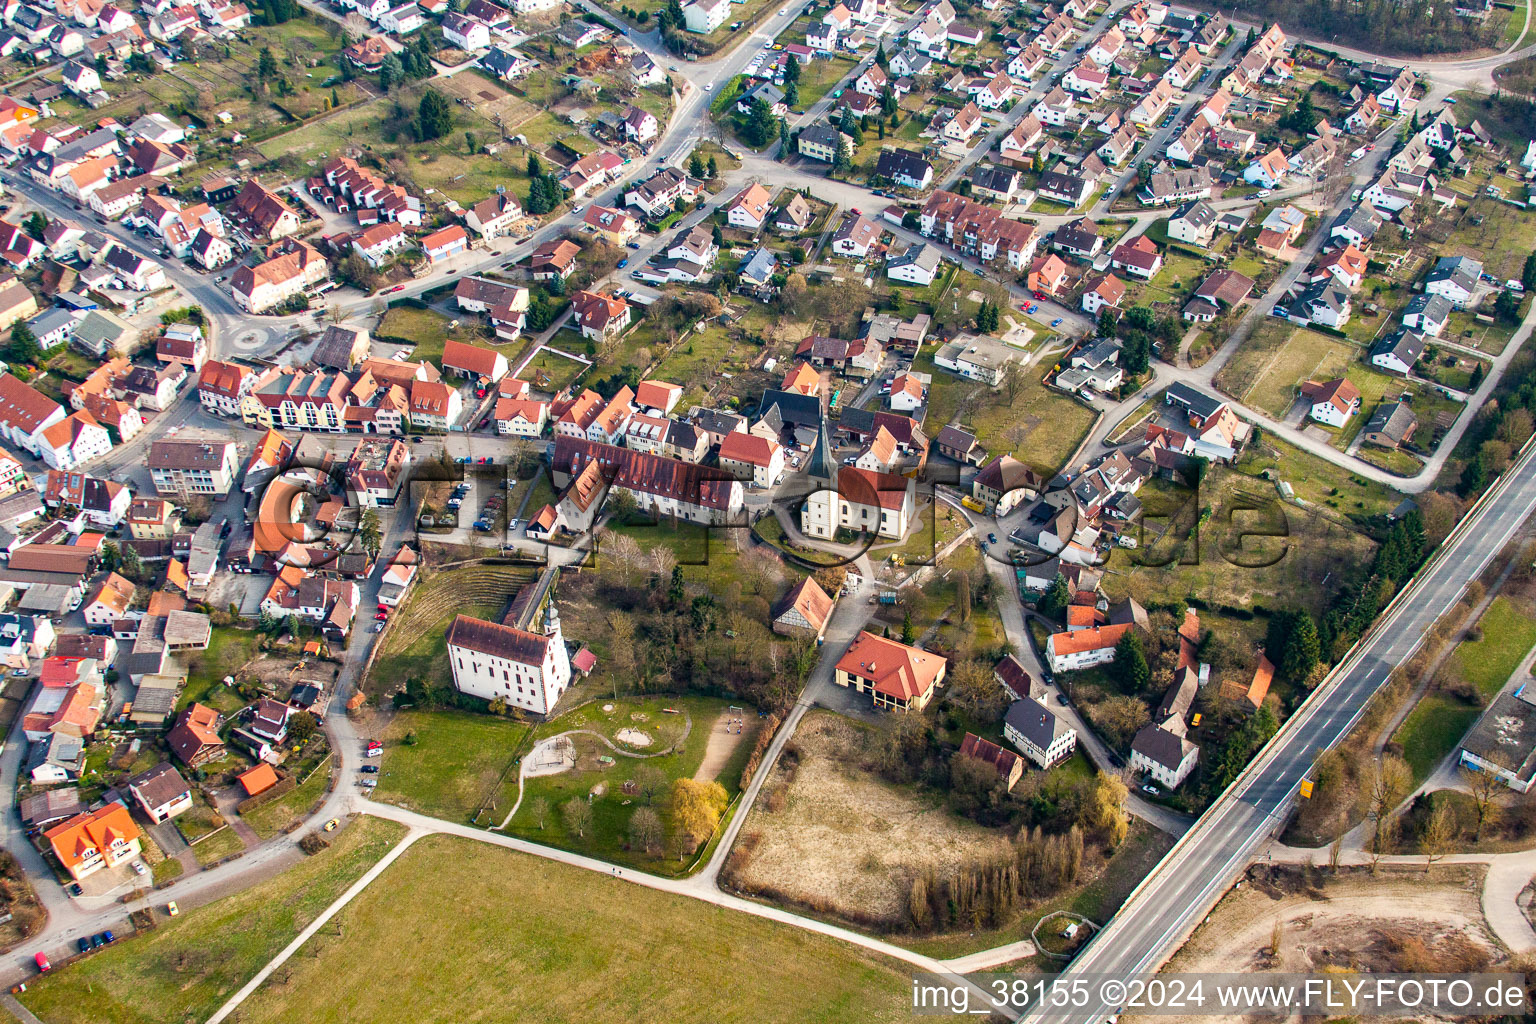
[1462,766,1503,841]
[1367,755,1410,869]
[1421,797,1455,872]
[647,545,677,584]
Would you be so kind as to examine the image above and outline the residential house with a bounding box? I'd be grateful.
[833,630,947,711]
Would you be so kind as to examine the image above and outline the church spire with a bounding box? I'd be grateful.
[807,415,835,485]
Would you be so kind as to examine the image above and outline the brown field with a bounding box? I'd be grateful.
[1146,865,1498,1024]
[727,712,1013,926]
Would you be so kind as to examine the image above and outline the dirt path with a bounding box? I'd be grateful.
[694,709,754,783]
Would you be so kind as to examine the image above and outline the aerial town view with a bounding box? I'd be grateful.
[0,0,1524,1017]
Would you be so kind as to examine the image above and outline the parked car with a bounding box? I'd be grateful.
[1050,318,1063,327]
[374,612,388,621]
[131,861,146,877]
[68,883,82,897]
[166,901,179,917]
[361,765,380,774]
[324,818,339,831]
[617,258,628,268]
[34,952,50,972]
[76,938,90,954]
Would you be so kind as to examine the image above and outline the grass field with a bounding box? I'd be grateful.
[192,826,246,866]
[242,756,333,840]
[1236,431,1404,519]
[376,305,499,366]
[1395,691,1481,783]
[1451,596,1536,698]
[366,564,538,698]
[501,695,759,874]
[49,15,366,154]
[1391,596,1536,784]
[913,349,1095,475]
[18,816,408,1024]
[226,832,915,1023]
[372,709,533,822]
[1226,324,1463,449]
[178,628,260,714]
[520,344,591,395]
[1100,466,1379,646]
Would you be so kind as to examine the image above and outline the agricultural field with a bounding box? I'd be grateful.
[17,817,408,1024]
[225,833,916,1024]
[365,563,539,699]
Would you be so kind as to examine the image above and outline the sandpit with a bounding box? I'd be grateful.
[524,735,575,777]
[616,728,652,747]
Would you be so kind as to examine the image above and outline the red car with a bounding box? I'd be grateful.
[383,284,405,294]
[1033,290,1045,300]
[34,953,49,973]
[475,388,487,398]
[374,612,388,621]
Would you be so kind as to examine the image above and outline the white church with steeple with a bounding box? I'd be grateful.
[444,597,572,715]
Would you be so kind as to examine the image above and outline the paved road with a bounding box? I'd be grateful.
[1057,437,1536,1022]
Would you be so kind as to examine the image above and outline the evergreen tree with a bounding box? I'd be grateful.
[1113,632,1150,693]
[1470,361,1485,389]
[785,81,799,107]
[527,176,550,215]
[331,87,341,108]
[1522,252,1536,293]
[668,565,685,606]
[874,42,887,68]
[527,153,543,178]
[706,155,718,178]
[783,52,800,85]
[257,46,278,81]
[417,89,453,140]
[1037,573,1070,620]
[689,151,706,178]
[743,97,778,146]
[900,610,916,646]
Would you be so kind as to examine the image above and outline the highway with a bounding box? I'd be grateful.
[1057,436,1536,1023]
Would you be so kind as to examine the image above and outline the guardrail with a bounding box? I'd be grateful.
[1065,430,1536,982]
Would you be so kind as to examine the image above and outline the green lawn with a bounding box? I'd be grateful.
[501,694,756,875]
[192,827,245,867]
[1395,692,1481,784]
[376,694,759,875]
[913,349,1095,475]
[376,305,501,367]
[521,345,590,395]
[178,629,260,714]
[18,816,409,1024]
[222,833,915,1023]
[242,756,334,840]
[1451,596,1536,698]
[372,709,533,823]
